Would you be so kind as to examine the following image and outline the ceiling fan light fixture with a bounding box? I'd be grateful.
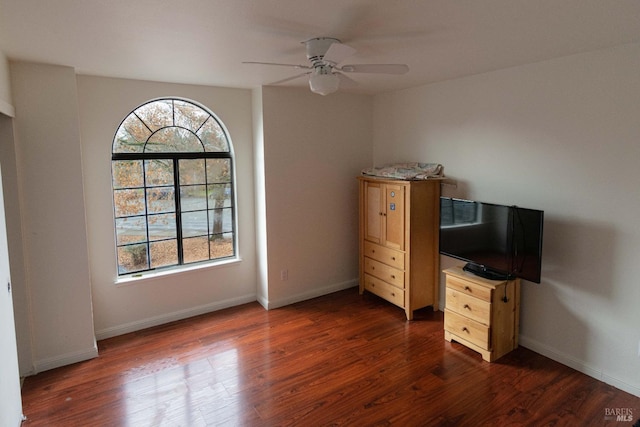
[309,73,340,96]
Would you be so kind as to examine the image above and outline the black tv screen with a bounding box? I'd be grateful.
[440,197,544,283]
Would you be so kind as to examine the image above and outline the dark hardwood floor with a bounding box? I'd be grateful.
[21,288,639,426]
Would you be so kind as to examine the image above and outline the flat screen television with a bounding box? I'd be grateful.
[439,197,544,283]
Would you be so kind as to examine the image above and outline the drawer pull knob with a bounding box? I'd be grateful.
[391,293,395,297]
[464,304,470,310]
[462,327,469,333]
[391,257,396,261]
[391,275,396,279]
[372,250,375,253]
[464,286,471,291]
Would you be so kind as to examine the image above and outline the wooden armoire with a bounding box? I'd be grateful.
[357,176,441,320]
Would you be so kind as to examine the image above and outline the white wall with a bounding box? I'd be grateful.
[0,114,23,427]
[0,105,30,376]
[260,87,372,307]
[10,62,97,372]
[0,51,31,378]
[0,52,14,117]
[252,88,269,304]
[0,54,23,424]
[7,69,371,372]
[73,79,373,337]
[373,43,640,396]
[77,76,258,338]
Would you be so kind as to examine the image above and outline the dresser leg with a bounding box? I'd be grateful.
[405,308,413,320]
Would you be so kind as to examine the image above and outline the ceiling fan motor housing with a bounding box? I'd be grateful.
[305,37,341,66]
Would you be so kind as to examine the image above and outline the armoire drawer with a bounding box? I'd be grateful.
[363,241,404,270]
[363,274,404,307]
[364,257,404,288]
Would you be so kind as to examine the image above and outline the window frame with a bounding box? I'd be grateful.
[111,98,237,278]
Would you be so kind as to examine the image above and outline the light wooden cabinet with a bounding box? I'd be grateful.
[358,176,441,320]
[443,267,520,362]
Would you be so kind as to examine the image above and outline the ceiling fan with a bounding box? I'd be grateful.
[244,37,409,95]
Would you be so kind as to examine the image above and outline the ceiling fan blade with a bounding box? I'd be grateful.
[268,72,311,86]
[243,61,311,70]
[322,42,357,65]
[339,64,409,74]
[336,72,358,88]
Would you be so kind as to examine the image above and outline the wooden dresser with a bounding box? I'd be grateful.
[443,266,520,362]
[358,176,441,320]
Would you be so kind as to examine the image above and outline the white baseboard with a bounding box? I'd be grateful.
[256,294,268,310]
[33,345,99,374]
[96,280,358,341]
[265,279,358,310]
[95,293,257,340]
[519,334,640,398]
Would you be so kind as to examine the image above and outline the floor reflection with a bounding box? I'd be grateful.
[123,349,239,426]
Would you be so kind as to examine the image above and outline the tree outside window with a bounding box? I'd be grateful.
[112,98,236,276]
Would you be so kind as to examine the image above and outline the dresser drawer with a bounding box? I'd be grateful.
[445,288,491,325]
[444,309,490,350]
[364,274,404,307]
[363,241,404,270]
[364,257,405,288]
[446,275,492,302]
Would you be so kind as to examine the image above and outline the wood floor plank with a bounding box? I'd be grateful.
[21,288,639,426]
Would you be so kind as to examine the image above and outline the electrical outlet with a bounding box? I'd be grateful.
[280,269,288,281]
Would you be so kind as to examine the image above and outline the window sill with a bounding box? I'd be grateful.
[114,257,242,286]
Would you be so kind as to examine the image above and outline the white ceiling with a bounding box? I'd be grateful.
[2,0,640,95]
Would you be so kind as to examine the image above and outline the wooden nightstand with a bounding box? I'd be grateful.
[443,267,520,362]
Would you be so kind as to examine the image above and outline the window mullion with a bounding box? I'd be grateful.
[173,158,184,265]
[230,161,237,255]
[142,160,151,271]
[204,159,212,260]
[113,152,231,161]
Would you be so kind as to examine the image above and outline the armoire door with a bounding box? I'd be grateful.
[363,181,382,243]
[383,183,405,250]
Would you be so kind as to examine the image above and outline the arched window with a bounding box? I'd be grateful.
[111,98,236,276]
